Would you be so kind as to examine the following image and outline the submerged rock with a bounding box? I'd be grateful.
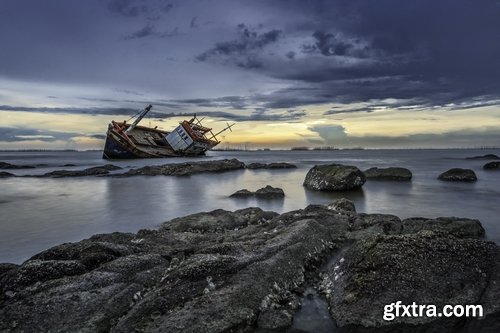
[121,158,245,176]
[465,154,500,160]
[303,164,366,191]
[255,185,285,199]
[0,162,36,169]
[1,201,498,333]
[246,162,297,169]
[483,161,500,170]
[230,186,285,199]
[229,189,254,198]
[438,168,477,182]
[41,164,122,178]
[0,171,15,178]
[363,167,412,181]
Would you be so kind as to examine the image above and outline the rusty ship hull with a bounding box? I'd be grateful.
[102,105,233,159]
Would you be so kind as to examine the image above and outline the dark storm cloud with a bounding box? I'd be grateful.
[190,16,198,28]
[1,105,135,116]
[124,24,179,40]
[124,23,156,40]
[301,31,361,57]
[196,109,305,122]
[162,3,173,12]
[1,0,500,124]
[196,24,282,68]
[197,0,500,110]
[169,95,249,109]
[0,102,306,123]
[323,107,374,116]
[89,134,106,140]
[107,0,147,17]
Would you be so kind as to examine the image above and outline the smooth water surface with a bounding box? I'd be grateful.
[1,149,499,263]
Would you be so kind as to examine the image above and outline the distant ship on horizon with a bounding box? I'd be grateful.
[102,105,234,159]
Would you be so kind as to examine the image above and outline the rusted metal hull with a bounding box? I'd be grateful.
[102,123,212,159]
[102,106,230,159]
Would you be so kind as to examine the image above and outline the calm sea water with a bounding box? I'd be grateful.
[1,149,499,264]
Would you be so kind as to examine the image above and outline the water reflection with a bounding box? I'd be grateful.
[2,149,500,263]
[303,187,366,211]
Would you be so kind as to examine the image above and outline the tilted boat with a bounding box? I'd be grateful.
[102,105,234,159]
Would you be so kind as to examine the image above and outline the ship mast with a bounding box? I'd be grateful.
[126,105,152,133]
[208,122,235,141]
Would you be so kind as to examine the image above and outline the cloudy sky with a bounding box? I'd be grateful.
[1,0,500,149]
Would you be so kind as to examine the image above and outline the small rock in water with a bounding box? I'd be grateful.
[0,171,15,178]
[483,161,500,170]
[363,167,412,181]
[246,162,297,169]
[229,185,285,199]
[465,154,500,160]
[438,168,477,182]
[0,162,36,169]
[229,189,254,198]
[255,185,285,199]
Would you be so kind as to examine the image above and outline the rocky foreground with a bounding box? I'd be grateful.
[1,201,499,333]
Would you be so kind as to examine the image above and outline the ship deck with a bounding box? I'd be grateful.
[126,127,177,156]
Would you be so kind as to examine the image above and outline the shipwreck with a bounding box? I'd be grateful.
[102,105,234,159]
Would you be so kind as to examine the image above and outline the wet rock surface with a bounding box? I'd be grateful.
[321,233,500,332]
[465,154,500,160]
[438,168,477,182]
[40,164,122,178]
[363,167,412,181]
[120,158,245,176]
[230,186,285,199]
[483,161,500,170]
[230,185,285,199]
[246,162,297,169]
[229,189,254,198]
[402,217,485,238]
[0,162,36,169]
[303,164,366,191]
[1,200,499,333]
[255,186,285,199]
[0,171,15,178]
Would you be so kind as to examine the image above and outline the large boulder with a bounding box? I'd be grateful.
[483,161,500,170]
[438,168,477,182]
[0,206,343,332]
[1,201,498,333]
[320,232,500,332]
[303,164,366,191]
[363,167,412,181]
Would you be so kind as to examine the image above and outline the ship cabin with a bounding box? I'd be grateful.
[165,116,220,155]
